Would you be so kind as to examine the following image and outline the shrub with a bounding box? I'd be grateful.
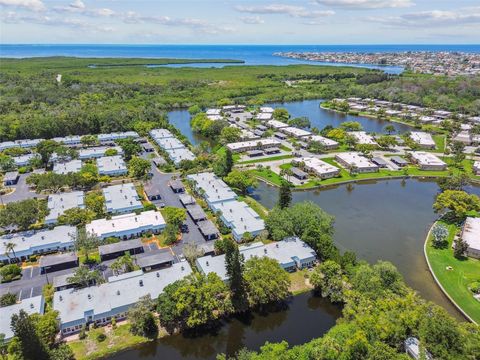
[0,292,17,307]
[470,282,480,294]
[78,325,87,340]
[431,223,449,249]
[0,264,22,283]
[96,332,106,342]
[111,317,117,329]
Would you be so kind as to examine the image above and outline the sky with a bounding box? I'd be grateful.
[0,0,479,44]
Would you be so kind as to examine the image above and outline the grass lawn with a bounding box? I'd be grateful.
[288,268,313,295]
[68,322,166,360]
[238,154,293,165]
[425,221,480,324]
[432,134,446,153]
[216,146,241,162]
[250,168,285,186]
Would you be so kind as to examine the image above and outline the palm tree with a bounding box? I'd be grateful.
[4,242,17,263]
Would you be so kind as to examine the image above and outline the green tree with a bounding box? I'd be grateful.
[104,148,118,157]
[73,229,101,263]
[310,260,345,303]
[219,126,242,144]
[375,135,397,149]
[224,169,257,196]
[36,139,61,166]
[3,242,18,262]
[110,252,135,275]
[58,207,95,226]
[188,104,202,115]
[0,199,48,230]
[128,156,151,178]
[433,190,480,221]
[224,239,247,310]
[453,238,469,259]
[66,266,103,288]
[31,310,59,348]
[450,141,466,166]
[157,273,233,332]
[10,309,50,360]
[81,135,98,146]
[0,154,15,172]
[340,121,363,131]
[0,264,21,282]
[163,206,187,228]
[128,295,158,338]
[384,124,396,135]
[243,257,290,308]
[288,116,311,129]
[85,191,105,218]
[116,138,141,161]
[272,108,289,121]
[277,181,292,209]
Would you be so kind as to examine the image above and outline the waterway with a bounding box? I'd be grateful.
[167,99,414,146]
[110,293,340,360]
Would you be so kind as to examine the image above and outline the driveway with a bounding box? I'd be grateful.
[2,173,46,204]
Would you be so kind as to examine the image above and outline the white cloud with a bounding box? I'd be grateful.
[0,0,45,12]
[370,9,480,27]
[69,0,85,10]
[53,1,115,17]
[315,0,414,9]
[239,16,265,24]
[235,4,334,18]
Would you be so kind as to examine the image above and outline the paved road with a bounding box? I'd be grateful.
[145,161,207,256]
[1,174,46,204]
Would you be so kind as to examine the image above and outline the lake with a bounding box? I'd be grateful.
[168,99,414,146]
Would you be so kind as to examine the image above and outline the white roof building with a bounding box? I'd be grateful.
[295,157,340,179]
[12,153,39,167]
[187,172,237,206]
[96,156,127,176]
[335,152,379,173]
[266,120,289,129]
[348,131,377,145]
[207,115,224,121]
[306,135,339,149]
[0,296,45,340]
[97,132,138,143]
[410,152,446,170]
[45,191,85,224]
[103,183,142,214]
[461,217,480,259]
[165,148,196,165]
[196,238,316,280]
[256,113,273,121]
[53,262,192,335]
[206,108,221,116]
[260,107,274,113]
[149,129,174,140]
[410,132,436,149]
[53,160,82,175]
[210,200,265,241]
[282,127,311,139]
[52,135,82,146]
[155,137,185,151]
[78,146,123,160]
[86,210,166,240]
[0,226,77,263]
[473,161,480,175]
[226,138,280,153]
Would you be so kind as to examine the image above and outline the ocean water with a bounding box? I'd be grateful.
[1,44,480,74]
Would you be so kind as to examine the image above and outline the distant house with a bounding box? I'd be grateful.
[45,191,85,225]
[169,179,185,193]
[404,337,432,360]
[0,296,44,341]
[3,171,19,186]
[96,155,127,176]
[410,152,446,171]
[391,156,408,167]
[290,167,308,180]
[103,183,142,214]
[98,239,144,261]
[461,217,480,259]
[39,252,78,274]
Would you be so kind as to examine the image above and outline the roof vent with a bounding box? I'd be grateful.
[116,290,120,295]
[87,294,91,300]
[240,217,243,221]
[264,248,267,254]
[156,272,160,277]
[181,266,184,271]
[135,217,138,222]
[139,280,143,287]
[206,261,209,266]
[276,243,279,248]
[30,303,34,309]
[59,295,63,301]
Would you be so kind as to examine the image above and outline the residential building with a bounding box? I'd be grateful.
[404,337,433,360]
[53,160,82,175]
[210,200,265,241]
[169,179,185,193]
[410,132,436,149]
[0,296,44,341]
[39,252,78,274]
[290,167,308,180]
[391,156,409,167]
[45,191,85,224]
[256,112,273,121]
[165,148,196,165]
[52,135,82,146]
[198,220,219,240]
[266,120,289,129]
[410,152,447,171]
[206,108,221,116]
[226,138,281,153]
[281,127,311,139]
[306,135,339,150]
[461,217,480,259]
[149,128,174,140]
[293,157,340,179]
[0,226,77,264]
[97,131,139,143]
[187,172,237,206]
[335,152,379,173]
[86,210,165,240]
[348,131,377,145]
[103,183,142,214]
[12,153,39,167]
[137,252,175,271]
[78,146,123,160]
[53,261,192,335]
[196,237,316,281]
[474,161,480,175]
[96,155,127,176]
[155,137,185,151]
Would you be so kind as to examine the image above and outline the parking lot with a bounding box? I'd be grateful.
[2,173,46,204]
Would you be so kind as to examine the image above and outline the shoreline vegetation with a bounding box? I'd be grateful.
[424,221,480,325]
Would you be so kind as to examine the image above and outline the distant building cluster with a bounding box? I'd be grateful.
[275,51,480,76]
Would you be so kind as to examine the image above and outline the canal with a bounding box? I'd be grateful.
[167,99,414,146]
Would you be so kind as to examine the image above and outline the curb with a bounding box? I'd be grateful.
[423,222,478,325]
